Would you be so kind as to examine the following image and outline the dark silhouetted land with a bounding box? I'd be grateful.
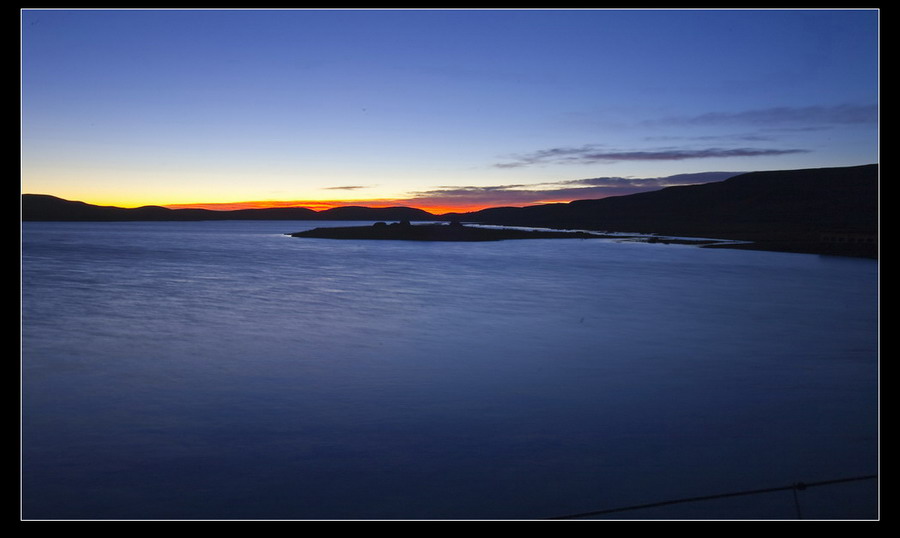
[289,220,604,241]
[22,163,878,257]
[447,164,878,257]
[19,196,434,222]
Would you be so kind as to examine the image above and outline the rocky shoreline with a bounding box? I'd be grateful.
[288,221,877,258]
[289,221,604,242]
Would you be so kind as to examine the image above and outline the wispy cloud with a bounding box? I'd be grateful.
[494,146,807,168]
[495,103,873,169]
[321,185,375,190]
[406,171,742,210]
[557,171,741,187]
[164,172,742,214]
[644,103,877,129]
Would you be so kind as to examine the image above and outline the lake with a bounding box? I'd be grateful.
[21,221,879,520]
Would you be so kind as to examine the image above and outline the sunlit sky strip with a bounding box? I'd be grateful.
[21,8,878,213]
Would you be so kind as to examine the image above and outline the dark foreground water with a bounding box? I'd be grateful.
[21,221,878,520]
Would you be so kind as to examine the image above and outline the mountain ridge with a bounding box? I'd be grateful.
[20,194,435,222]
[445,163,878,256]
[21,163,878,257]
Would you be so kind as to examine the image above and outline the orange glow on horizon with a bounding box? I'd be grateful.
[160,198,576,215]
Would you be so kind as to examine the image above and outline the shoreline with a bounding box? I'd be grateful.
[288,221,604,242]
[288,221,878,259]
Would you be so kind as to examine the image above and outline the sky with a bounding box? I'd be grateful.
[21,8,879,213]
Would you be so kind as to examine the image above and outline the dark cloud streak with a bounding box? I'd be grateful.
[407,171,743,208]
[646,103,877,128]
[494,103,872,169]
[494,146,807,168]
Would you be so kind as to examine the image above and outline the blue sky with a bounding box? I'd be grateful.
[21,8,879,212]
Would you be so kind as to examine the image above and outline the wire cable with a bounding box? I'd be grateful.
[547,474,877,520]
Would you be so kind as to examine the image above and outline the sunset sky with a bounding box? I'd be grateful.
[21,8,878,213]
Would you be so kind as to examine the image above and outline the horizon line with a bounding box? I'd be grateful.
[23,162,877,216]
[158,197,582,215]
[22,193,578,216]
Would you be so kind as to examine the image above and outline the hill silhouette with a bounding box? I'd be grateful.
[22,164,878,256]
[20,195,434,222]
[290,220,606,242]
[452,164,878,257]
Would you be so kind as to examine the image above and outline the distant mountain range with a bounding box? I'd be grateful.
[20,196,435,222]
[22,163,878,256]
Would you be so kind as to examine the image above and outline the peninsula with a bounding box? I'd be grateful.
[22,164,878,257]
[288,221,604,242]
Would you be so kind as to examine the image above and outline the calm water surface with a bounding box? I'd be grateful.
[21,221,879,519]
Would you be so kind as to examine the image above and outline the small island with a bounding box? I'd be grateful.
[288,221,604,242]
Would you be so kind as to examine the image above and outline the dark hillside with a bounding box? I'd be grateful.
[20,195,183,221]
[20,195,429,222]
[22,164,878,256]
[317,205,436,221]
[460,164,877,256]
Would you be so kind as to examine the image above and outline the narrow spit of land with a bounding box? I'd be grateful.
[288,221,605,242]
[287,221,724,244]
[23,164,879,257]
